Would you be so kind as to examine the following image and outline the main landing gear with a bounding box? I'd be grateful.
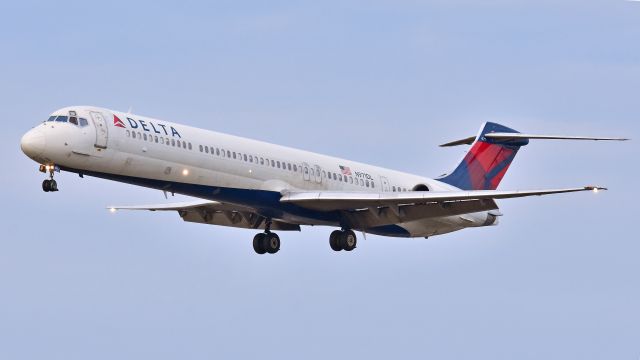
[329,229,357,252]
[40,164,58,192]
[252,219,281,255]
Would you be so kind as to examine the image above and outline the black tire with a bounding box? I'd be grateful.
[42,179,50,192]
[329,230,343,251]
[264,233,280,254]
[50,179,58,191]
[340,230,357,251]
[253,233,266,254]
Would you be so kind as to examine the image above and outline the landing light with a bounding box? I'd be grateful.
[182,169,189,176]
[593,188,599,194]
[109,207,117,213]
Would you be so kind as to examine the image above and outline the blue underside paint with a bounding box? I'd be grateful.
[61,166,411,237]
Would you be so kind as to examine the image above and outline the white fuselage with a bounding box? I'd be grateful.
[21,106,496,237]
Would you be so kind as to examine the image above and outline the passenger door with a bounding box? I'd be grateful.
[90,111,108,149]
[314,165,323,184]
[302,162,310,181]
[380,176,390,192]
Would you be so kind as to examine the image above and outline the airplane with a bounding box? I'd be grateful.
[20,106,628,254]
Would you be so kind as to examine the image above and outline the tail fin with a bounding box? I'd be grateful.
[438,122,629,190]
[438,122,528,190]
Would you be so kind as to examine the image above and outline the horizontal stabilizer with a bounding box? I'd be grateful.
[485,133,629,142]
[439,136,476,147]
[441,131,629,146]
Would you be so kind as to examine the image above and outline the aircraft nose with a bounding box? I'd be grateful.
[20,128,46,158]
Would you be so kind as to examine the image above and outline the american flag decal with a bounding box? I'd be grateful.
[339,165,352,175]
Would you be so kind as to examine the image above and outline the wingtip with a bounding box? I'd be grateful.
[584,186,608,192]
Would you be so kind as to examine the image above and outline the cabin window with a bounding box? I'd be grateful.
[366,180,370,187]
[392,186,396,192]
[304,167,308,174]
[371,182,375,188]
[248,155,253,162]
[333,173,337,181]
[243,154,248,162]
[171,139,175,146]
[126,130,130,137]
[294,164,298,172]
[360,179,364,186]
[349,176,353,184]
[199,145,203,152]
[154,136,158,143]
[144,133,148,141]
[160,137,164,144]
[276,161,281,168]
[177,140,181,148]
[232,152,236,159]
[310,168,315,177]
[216,148,220,156]
[260,158,264,165]
[271,160,275,167]
[343,176,347,183]
[132,132,136,139]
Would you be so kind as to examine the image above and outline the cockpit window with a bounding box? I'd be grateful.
[47,116,56,122]
[79,118,88,127]
[69,117,78,125]
[55,116,68,122]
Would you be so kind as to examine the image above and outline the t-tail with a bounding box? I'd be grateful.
[437,122,628,191]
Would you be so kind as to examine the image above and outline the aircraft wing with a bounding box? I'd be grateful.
[109,200,301,231]
[280,186,605,211]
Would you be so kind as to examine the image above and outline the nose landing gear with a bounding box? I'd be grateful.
[40,164,59,192]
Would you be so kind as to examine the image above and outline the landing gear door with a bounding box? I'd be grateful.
[90,111,108,149]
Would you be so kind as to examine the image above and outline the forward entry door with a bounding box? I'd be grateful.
[380,176,390,192]
[90,111,108,149]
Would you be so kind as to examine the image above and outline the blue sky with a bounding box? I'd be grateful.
[0,1,638,359]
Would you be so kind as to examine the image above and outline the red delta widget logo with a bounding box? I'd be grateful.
[113,115,182,138]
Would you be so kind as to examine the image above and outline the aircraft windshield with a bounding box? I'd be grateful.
[44,114,88,127]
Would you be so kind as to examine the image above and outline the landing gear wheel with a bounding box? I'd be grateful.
[253,233,267,254]
[49,179,58,191]
[264,233,280,254]
[42,179,50,192]
[329,230,343,251]
[340,230,357,251]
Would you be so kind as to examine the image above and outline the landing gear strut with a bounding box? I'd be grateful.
[329,229,357,252]
[252,219,281,255]
[41,164,58,192]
